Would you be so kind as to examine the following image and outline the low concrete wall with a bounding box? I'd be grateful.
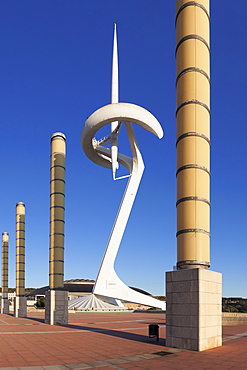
[222,312,247,326]
[25,307,247,325]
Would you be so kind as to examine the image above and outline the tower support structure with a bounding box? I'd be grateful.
[1,232,9,314]
[166,0,222,351]
[45,132,68,325]
[14,202,27,317]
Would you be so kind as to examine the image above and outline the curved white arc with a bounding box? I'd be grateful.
[81,103,164,169]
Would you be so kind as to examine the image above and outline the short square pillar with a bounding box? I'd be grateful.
[45,290,68,325]
[1,293,9,314]
[14,296,27,317]
[166,268,222,351]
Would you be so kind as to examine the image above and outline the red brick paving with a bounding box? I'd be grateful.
[0,312,245,369]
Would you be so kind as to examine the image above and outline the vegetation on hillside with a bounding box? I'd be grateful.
[154,296,247,313]
[155,296,166,301]
[222,298,247,313]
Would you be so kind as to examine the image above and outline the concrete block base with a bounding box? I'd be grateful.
[45,290,68,325]
[166,268,222,351]
[14,296,27,317]
[1,294,9,314]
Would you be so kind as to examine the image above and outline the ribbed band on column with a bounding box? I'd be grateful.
[176,164,210,176]
[177,260,210,269]
[175,1,210,24]
[176,132,210,146]
[176,196,210,206]
[176,67,210,85]
[51,132,66,142]
[176,34,210,55]
[176,99,210,116]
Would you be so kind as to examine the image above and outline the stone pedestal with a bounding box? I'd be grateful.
[45,290,68,325]
[14,296,27,317]
[166,268,222,351]
[1,293,9,314]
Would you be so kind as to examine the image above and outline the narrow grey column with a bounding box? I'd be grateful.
[1,232,9,314]
[45,132,68,325]
[14,202,27,317]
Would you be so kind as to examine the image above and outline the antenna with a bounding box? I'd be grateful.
[111,22,118,105]
[111,22,119,179]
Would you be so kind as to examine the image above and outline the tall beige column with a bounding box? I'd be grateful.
[1,232,9,314]
[166,0,222,351]
[14,202,27,317]
[45,132,68,325]
[176,0,210,269]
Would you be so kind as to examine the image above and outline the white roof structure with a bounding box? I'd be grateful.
[68,294,128,311]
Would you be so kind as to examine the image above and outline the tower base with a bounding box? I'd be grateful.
[166,268,222,351]
[45,290,68,325]
[14,296,27,317]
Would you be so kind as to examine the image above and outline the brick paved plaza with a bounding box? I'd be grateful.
[0,312,246,369]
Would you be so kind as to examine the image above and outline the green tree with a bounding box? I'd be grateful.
[35,297,45,308]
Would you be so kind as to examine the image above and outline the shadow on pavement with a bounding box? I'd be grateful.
[64,323,166,346]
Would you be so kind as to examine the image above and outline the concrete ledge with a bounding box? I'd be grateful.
[222,312,247,326]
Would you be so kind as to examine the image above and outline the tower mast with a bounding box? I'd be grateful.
[111,22,119,179]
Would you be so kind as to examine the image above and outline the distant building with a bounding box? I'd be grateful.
[26,279,156,310]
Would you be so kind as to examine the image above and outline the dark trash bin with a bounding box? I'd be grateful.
[148,324,159,341]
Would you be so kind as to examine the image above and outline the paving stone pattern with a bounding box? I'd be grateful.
[0,312,245,369]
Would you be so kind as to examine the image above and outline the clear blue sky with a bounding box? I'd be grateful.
[0,1,246,298]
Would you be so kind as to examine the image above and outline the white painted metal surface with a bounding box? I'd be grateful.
[111,22,119,179]
[81,102,163,169]
[80,24,165,310]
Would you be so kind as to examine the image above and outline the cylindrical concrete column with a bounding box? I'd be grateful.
[49,132,66,290]
[176,0,210,269]
[16,202,25,295]
[1,232,9,314]
[166,1,221,352]
[2,232,9,293]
